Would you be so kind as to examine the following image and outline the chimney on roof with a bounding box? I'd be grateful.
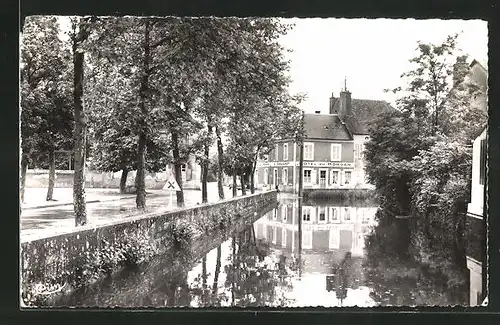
[315,110,321,114]
[338,78,352,121]
[329,92,337,115]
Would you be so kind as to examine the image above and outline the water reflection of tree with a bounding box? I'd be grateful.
[222,225,295,307]
[363,209,468,306]
[188,244,226,306]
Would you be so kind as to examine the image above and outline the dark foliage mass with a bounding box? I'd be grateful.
[20,16,304,217]
[364,34,486,305]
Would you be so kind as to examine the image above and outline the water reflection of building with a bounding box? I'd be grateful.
[464,59,488,307]
[256,203,376,255]
[253,201,377,306]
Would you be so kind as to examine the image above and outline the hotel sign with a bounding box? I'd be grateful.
[303,161,354,168]
[256,161,295,168]
[256,161,354,168]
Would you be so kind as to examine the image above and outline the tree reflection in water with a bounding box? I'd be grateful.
[221,226,295,307]
[363,209,468,306]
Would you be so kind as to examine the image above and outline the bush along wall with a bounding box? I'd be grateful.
[52,205,271,307]
[20,191,278,307]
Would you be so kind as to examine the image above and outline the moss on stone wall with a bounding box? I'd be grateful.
[21,191,277,307]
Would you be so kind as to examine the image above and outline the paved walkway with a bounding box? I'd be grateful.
[22,188,139,210]
[20,183,258,241]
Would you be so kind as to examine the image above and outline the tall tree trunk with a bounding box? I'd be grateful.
[240,173,247,196]
[202,125,212,203]
[46,148,56,201]
[73,36,87,227]
[20,153,28,203]
[215,126,225,200]
[231,236,236,306]
[171,130,185,207]
[135,20,152,210]
[135,133,147,209]
[250,161,257,194]
[119,168,129,194]
[232,173,237,197]
[202,256,207,305]
[212,245,222,296]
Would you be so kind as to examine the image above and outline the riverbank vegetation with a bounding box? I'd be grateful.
[20,16,304,225]
[364,34,487,304]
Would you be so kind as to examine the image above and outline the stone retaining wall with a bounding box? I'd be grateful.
[20,191,277,306]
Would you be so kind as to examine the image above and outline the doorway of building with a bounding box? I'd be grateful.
[319,169,327,188]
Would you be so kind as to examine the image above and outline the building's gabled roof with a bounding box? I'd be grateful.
[304,114,352,140]
[345,99,395,134]
[470,58,488,72]
[329,97,395,135]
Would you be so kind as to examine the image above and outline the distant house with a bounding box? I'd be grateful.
[255,86,394,191]
[465,59,488,306]
[164,155,201,190]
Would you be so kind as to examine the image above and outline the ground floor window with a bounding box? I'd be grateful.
[319,170,327,186]
[330,207,339,222]
[303,169,312,184]
[282,168,288,185]
[263,168,268,185]
[319,207,326,222]
[344,171,352,185]
[344,207,351,221]
[330,170,339,185]
[282,229,287,247]
[282,205,288,221]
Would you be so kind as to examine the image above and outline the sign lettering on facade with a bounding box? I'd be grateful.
[256,161,354,168]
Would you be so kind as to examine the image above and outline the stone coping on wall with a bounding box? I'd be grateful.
[20,190,278,244]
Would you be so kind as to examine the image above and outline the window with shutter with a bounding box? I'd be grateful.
[329,207,340,222]
[331,144,341,161]
[344,207,351,221]
[303,169,312,184]
[281,229,287,247]
[311,169,317,185]
[319,207,326,223]
[330,170,339,184]
[344,171,352,185]
[282,205,288,221]
[302,207,311,221]
[304,143,314,160]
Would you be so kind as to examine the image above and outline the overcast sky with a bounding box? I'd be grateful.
[278,18,488,113]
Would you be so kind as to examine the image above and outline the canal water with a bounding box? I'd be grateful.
[55,195,469,307]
